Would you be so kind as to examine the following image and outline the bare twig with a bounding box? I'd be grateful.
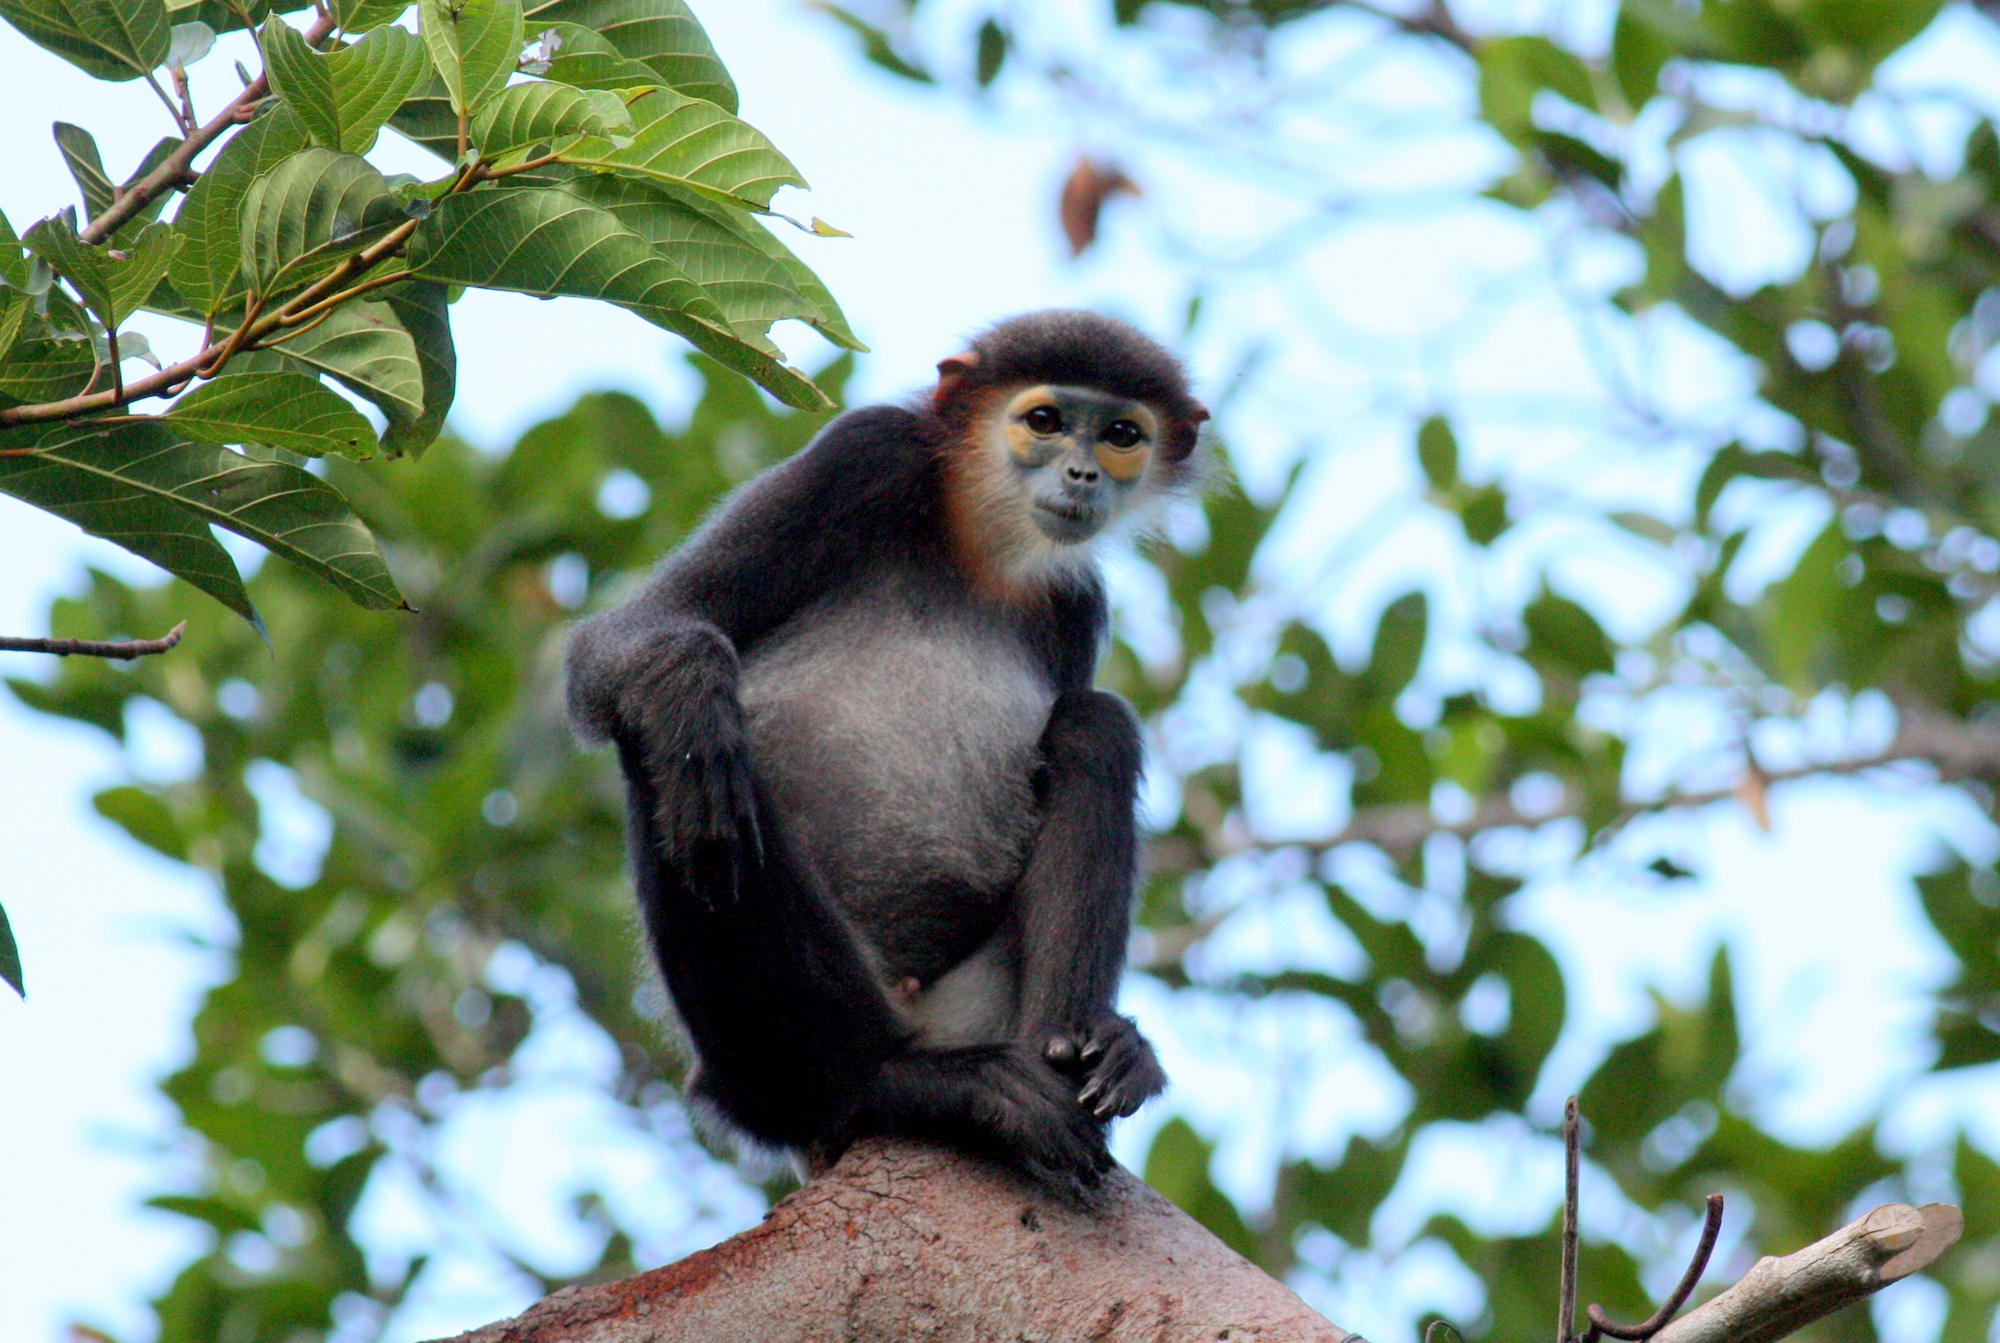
[0,621,187,659]
[143,70,192,134]
[79,12,337,245]
[1584,1196,1724,1343]
[1559,1097,1581,1343]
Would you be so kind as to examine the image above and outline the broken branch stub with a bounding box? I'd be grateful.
[1653,1203,1963,1343]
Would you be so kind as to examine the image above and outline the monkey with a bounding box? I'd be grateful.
[564,310,1208,1192]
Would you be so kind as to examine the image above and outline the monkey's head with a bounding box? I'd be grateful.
[932,311,1208,593]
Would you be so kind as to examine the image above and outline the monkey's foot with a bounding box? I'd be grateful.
[1046,1015,1167,1121]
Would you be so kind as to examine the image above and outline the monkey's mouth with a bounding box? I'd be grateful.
[1032,499,1104,542]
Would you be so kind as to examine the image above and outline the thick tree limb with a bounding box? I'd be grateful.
[425,1142,1958,1343]
[431,1139,1350,1343]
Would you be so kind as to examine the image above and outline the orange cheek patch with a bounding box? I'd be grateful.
[1006,422,1039,463]
[1095,443,1152,482]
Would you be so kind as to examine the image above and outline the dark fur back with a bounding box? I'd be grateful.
[951,311,1205,465]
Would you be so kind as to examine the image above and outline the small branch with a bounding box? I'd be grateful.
[1314,698,2000,857]
[273,270,407,326]
[478,152,564,182]
[172,67,199,133]
[0,622,186,659]
[80,11,338,244]
[108,328,123,402]
[1651,1203,1961,1343]
[1558,1097,1581,1343]
[1584,1196,1723,1343]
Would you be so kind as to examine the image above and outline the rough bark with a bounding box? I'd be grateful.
[427,1141,1961,1343]
[433,1139,1349,1342]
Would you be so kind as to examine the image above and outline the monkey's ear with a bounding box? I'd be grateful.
[934,350,979,410]
[1190,401,1212,425]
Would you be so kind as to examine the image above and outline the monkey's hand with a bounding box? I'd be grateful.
[615,625,764,905]
[1044,1015,1167,1121]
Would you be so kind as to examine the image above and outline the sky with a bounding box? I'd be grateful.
[5,3,2000,1342]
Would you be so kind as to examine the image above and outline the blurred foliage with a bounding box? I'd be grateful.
[22,0,2000,1340]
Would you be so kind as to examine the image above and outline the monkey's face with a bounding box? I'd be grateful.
[995,385,1159,545]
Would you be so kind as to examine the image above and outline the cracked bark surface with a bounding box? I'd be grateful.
[424,1140,1961,1343]
[428,1139,1350,1342]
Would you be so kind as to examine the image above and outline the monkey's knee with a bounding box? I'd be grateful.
[1040,689,1142,784]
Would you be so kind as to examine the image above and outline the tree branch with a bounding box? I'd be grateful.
[78,12,338,246]
[1653,1203,1962,1343]
[1315,697,2000,857]
[421,1142,1958,1343]
[0,621,185,658]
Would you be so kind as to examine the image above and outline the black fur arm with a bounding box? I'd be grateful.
[564,405,934,743]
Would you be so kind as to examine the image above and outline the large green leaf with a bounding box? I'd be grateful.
[0,899,19,998]
[560,172,862,351]
[0,207,28,290]
[0,289,28,360]
[238,147,406,298]
[261,19,430,154]
[386,71,458,159]
[1,420,402,611]
[558,84,805,211]
[330,0,408,34]
[23,212,177,330]
[533,21,662,92]
[379,280,454,454]
[406,186,828,408]
[165,371,381,458]
[169,105,310,314]
[419,0,521,118]
[0,421,255,619]
[53,122,116,221]
[1479,35,1596,143]
[472,80,630,158]
[270,296,426,435]
[0,338,96,403]
[525,0,734,111]
[0,0,170,80]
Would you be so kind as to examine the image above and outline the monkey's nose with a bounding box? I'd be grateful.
[1065,463,1100,484]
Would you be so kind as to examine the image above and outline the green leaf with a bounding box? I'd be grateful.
[974,17,1004,87]
[166,371,382,459]
[169,105,310,314]
[0,207,28,290]
[525,0,735,110]
[1611,9,1673,109]
[558,84,807,212]
[53,122,115,222]
[0,289,27,361]
[1417,415,1457,491]
[379,280,455,454]
[26,214,183,330]
[533,21,667,92]
[1523,587,1615,678]
[1479,35,1596,143]
[164,17,212,68]
[94,784,189,860]
[270,297,427,437]
[473,81,630,157]
[556,172,860,351]
[4,421,403,611]
[0,0,171,80]
[145,1194,260,1234]
[331,0,409,34]
[809,2,932,85]
[406,186,828,408]
[388,71,460,159]
[0,899,20,998]
[0,338,97,404]
[238,147,405,298]
[1366,590,1427,699]
[0,421,256,621]
[262,19,430,154]
[420,0,522,118]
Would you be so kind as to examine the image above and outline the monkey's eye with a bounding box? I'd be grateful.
[1102,419,1144,449]
[1023,406,1063,435]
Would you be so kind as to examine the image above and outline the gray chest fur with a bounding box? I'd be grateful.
[737,587,1054,967]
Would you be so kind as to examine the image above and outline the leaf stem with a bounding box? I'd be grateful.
[477,152,563,181]
[275,271,407,326]
[143,71,192,134]
[80,12,338,245]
